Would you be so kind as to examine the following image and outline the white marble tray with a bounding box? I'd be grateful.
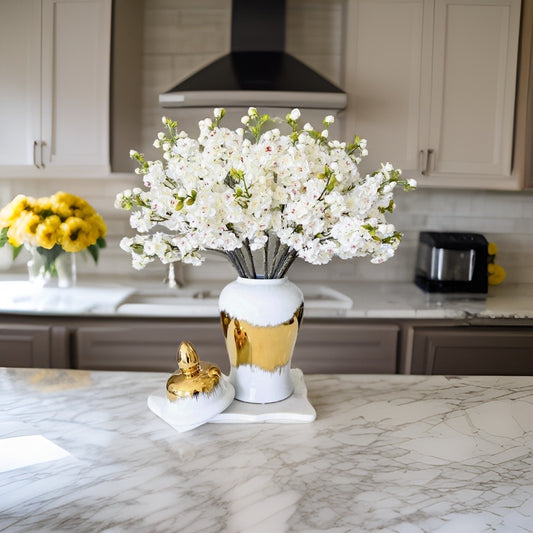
[148,368,316,433]
[210,368,316,424]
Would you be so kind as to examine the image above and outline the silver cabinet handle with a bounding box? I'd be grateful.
[40,141,46,169]
[426,148,434,174]
[33,140,40,168]
[419,149,425,173]
[421,148,434,175]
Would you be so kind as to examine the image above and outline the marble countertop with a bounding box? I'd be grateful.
[1,275,533,320]
[1,367,533,532]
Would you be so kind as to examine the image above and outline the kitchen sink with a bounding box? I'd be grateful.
[115,283,353,317]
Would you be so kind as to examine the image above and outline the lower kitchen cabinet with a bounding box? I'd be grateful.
[294,322,398,373]
[0,324,69,368]
[410,327,533,375]
[73,320,227,373]
[2,314,533,376]
[73,320,399,375]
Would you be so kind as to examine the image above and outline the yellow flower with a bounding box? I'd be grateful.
[59,216,93,252]
[35,215,62,249]
[488,263,506,285]
[487,242,498,256]
[0,191,106,261]
[86,213,107,240]
[0,194,34,228]
[21,211,40,238]
[7,211,40,246]
[6,225,23,247]
[34,196,53,215]
[50,191,94,220]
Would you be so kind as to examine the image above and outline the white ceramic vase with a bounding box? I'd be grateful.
[218,277,304,404]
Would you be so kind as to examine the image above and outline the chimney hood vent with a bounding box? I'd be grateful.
[159,0,347,110]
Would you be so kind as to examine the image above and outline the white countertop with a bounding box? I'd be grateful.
[1,368,533,532]
[1,276,533,320]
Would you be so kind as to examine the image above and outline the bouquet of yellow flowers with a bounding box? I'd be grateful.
[0,191,107,275]
[487,242,506,286]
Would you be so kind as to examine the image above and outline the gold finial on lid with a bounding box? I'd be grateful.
[166,341,222,401]
[177,341,201,378]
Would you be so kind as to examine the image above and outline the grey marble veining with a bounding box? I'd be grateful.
[1,368,533,532]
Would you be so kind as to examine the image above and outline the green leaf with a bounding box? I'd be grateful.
[87,244,99,264]
[0,227,9,247]
[131,243,144,254]
[326,175,337,193]
[12,245,23,260]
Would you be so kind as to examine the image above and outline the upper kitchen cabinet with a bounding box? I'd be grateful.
[345,0,521,190]
[0,0,111,178]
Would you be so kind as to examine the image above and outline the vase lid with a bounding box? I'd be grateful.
[157,341,235,432]
[166,341,223,399]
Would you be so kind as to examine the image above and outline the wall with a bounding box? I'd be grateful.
[1,0,532,287]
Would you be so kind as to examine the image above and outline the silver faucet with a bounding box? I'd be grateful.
[164,262,185,289]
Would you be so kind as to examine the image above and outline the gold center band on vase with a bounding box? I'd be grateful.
[220,305,303,372]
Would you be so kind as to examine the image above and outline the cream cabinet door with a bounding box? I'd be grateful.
[0,0,41,168]
[421,0,521,188]
[40,0,111,175]
[0,0,111,178]
[345,0,521,189]
[345,0,432,178]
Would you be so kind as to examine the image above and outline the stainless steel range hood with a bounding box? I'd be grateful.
[159,0,347,110]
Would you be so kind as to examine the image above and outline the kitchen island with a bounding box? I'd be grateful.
[1,368,532,532]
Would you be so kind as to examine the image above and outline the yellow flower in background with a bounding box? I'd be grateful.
[35,215,62,249]
[487,241,505,286]
[488,263,506,285]
[0,194,34,228]
[85,213,107,242]
[34,196,53,214]
[60,217,93,252]
[18,211,41,243]
[51,191,94,220]
[0,191,107,265]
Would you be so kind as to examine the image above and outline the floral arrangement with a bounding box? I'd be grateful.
[488,242,506,285]
[0,191,107,274]
[116,107,415,278]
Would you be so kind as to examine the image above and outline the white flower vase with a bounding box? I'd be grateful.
[219,277,304,404]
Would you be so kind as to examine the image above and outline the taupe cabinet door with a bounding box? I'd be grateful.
[411,327,533,375]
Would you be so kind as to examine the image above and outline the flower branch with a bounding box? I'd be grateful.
[116,107,416,278]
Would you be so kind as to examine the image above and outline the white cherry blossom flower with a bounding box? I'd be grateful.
[289,108,301,120]
[116,107,415,278]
